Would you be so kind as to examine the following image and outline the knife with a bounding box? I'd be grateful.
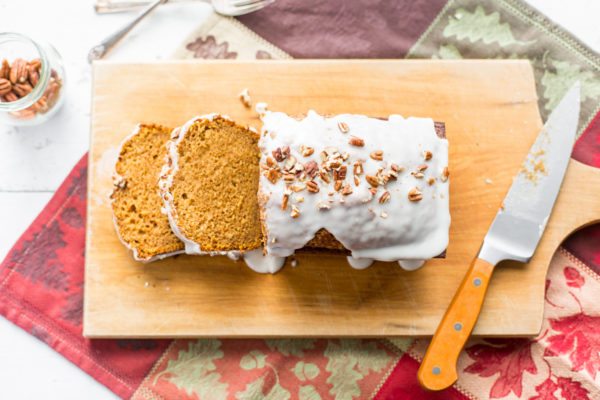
[418,82,581,391]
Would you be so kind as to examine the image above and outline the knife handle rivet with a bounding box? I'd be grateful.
[432,366,441,375]
[473,278,482,287]
[454,322,463,331]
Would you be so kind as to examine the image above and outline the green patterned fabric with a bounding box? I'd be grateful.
[408,0,600,138]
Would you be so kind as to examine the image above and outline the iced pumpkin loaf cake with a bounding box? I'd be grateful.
[257,107,450,271]
[159,114,263,254]
[111,124,185,261]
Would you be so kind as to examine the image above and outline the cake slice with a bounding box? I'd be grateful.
[257,108,450,270]
[111,124,185,261]
[159,114,263,254]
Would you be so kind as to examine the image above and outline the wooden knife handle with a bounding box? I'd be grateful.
[418,257,495,391]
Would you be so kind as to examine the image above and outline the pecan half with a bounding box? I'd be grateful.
[0,78,11,96]
[29,58,42,71]
[337,121,349,133]
[3,91,18,102]
[9,58,27,84]
[379,191,391,204]
[408,187,423,202]
[28,65,39,87]
[13,82,32,97]
[0,59,9,79]
[365,175,379,187]
[306,180,320,193]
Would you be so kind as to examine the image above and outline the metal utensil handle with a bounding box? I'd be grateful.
[95,0,197,14]
[95,0,150,13]
[88,0,165,62]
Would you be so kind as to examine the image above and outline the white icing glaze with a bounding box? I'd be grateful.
[398,259,425,271]
[111,123,185,262]
[255,102,268,118]
[259,110,450,268]
[242,249,286,274]
[347,256,374,270]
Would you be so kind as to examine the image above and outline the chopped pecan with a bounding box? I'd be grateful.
[304,160,319,178]
[370,150,384,161]
[353,161,363,176]
[301,145,314,157]
[281,192,289,210]
[348,136,364,147]
[290,205,301,218]
[441,167,450,182]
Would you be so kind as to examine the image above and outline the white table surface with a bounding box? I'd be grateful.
[0,0,598,398]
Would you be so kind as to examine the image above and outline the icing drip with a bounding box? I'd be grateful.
[347,256,374,270]
[398,259,425,271]
[243,249,286,274]
[258,110,450,269]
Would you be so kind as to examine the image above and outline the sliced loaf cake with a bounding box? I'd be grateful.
[111,124,185,261]
[160,115,263,254]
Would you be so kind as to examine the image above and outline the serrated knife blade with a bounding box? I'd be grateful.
[418,82,581,392]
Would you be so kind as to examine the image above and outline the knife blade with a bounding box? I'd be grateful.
[418,82,581,392]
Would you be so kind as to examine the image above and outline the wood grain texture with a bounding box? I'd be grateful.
[84,60,600,338]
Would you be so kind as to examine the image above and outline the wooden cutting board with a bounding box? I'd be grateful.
[84,60,600,338]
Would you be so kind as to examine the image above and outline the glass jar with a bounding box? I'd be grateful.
[0,32,66,126]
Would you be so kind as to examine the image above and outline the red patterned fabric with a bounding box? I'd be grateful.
[0,156,171,399]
